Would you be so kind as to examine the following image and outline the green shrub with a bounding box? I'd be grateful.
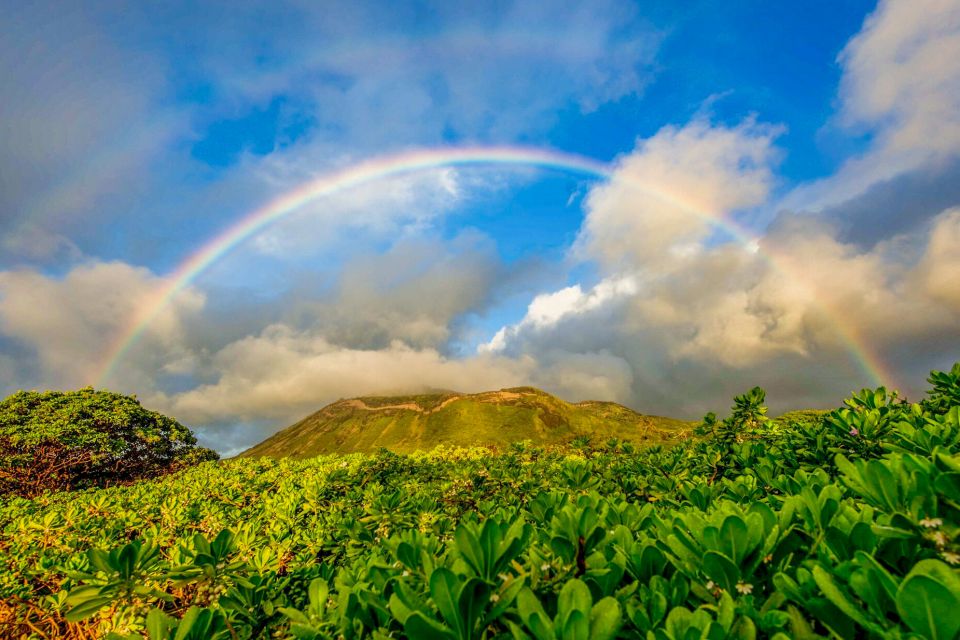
[0,388,217,497]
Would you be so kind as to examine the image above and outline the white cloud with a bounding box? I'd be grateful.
[912,208,960,308]
[292,233,502,350]
[245,168,467,259]
[782,0,960,211]
[480,275,637,353]
[155,325,535,425]
[490,202,960,406]
[838,0,960,153]
[165,0,661,142]
[484,100,960,414]
[527,350,635,404]
[575,118,782,271]
[0,262,204,391]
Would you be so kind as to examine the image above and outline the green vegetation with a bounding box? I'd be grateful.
[241,387,692,458]
[0,389,218,498]
[0,365,958,639]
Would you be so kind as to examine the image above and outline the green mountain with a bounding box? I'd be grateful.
[240,387,694,458]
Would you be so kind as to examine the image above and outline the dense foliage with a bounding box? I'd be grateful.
[0,364,958,639]
[0,389,218,497]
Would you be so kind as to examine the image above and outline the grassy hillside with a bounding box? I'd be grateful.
[241,386,693,458]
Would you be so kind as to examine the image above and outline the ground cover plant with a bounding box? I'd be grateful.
[1,364,958,639]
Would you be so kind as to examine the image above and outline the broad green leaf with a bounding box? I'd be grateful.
[702,551,739,593]
[558,579,592,621]
[456,577,489,639]
[145,608,175,640]
[811,565,877,633]
[896,560,960,640]
[64,595,113,622]
[589,597,621,640]
[404,612,457,640]
[561,608,590,640]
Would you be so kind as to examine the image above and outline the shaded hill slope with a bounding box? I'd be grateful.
[240,387,694,458]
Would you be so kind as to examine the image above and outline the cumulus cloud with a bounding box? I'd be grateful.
[0,262,204,392]
[476,3,960,415]
[154,325,535,425]
[288,233,502,350]
[575,118,782,272]
[913,208,960,309]
[0,230,518,449]
[480,275,637,353]
[485,107,960,415]
[838,0,960,155]
[485,209,960,415]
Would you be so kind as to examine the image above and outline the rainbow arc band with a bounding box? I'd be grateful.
[91,146,894,390]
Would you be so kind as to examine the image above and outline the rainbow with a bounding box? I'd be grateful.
[91,145,896,389]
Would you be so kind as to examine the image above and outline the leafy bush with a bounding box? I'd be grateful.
[0,365,958,638]
[925,362,960,415]
[0,388,217,497]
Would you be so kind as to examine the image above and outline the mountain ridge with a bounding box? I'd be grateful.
[240,386,694,458]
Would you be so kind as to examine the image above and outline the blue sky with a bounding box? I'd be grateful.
[2,0,959,453]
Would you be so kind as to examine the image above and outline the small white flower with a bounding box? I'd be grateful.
[931,531,948,548]
[705,580,716,590]
[540,563,551,572]
[735,582,753,595]
[920,517,943,529]
[402,570,410,577]
[490,593,500,603]
[942,551,960,565]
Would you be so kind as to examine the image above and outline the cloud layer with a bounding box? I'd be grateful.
[1,0,959,453]
[0,263,204,391]
[782,0,960,211]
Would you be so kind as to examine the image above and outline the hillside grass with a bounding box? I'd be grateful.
[241,387,693,458]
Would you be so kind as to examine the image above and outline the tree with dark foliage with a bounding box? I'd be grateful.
[0,388,218,497]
